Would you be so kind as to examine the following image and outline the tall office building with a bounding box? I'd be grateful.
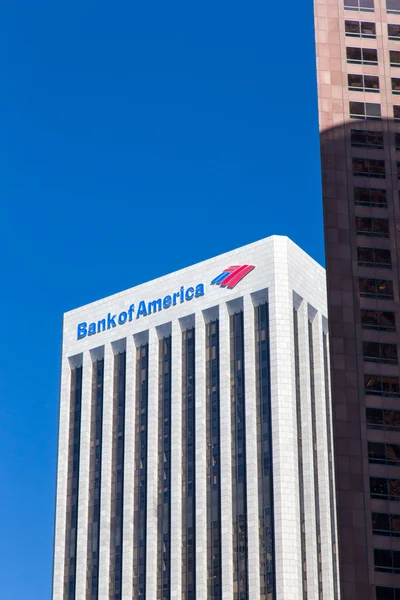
[52,235,339,600]
[315,0,400,597]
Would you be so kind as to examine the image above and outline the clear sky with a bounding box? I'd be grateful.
[1,1,323,597]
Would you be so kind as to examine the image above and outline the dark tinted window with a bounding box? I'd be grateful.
[377,586,400,599]
[353,158,386,177]
[350,101,381,119]
[356,217,389,237]
[375,548,400,573]
[351,129,384,148]
[361,310,395,330]
[393,78,400,93]
[367,408,400,431]
[354,187,387,206]
[371,477,400,500]
[347,47,378,64]
[369,442,400,465]
[346,20,376,36]
[395,106,400,121]
[363,341,398,363]
[345,0,374,10]
[387,0,400,13]
[349,73,380,91]
[357,247,391,268]
[359,278,393,298]
[391,50,400,67]
[365,374,400,396]
[389,24,400,39]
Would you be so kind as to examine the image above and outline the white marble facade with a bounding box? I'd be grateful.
[53,235,339,600]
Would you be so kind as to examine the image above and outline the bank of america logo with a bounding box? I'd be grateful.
[211,264,255,289]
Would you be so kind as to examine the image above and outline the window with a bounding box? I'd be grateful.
[391,50,400,67]
[347,47,378,64]
[373,513,400,537]
[397,162,400,178]
[392,78,400,93]
[377,586,400,600]
[363,341,398,364]
[395,134,400,151]
[353,158,385,178]
[367,407,400,431]
[349,73,380,92]
[387,0,400,13]
[354,187,387,207]
[350,101,381,119]
[346,20,376,37]
[345,0,374,10]
[359,278,393,298]
[345,20,376,36]
[389,24,400,39]
[369,442,400,465]
[375,548,400,574]
[365,374,400,396]
[371,477,400,500]
[356,217,389,237]
[351,129,384,148]
[395,106,400,121]
[357,246,391,268]
[361,310,396,330]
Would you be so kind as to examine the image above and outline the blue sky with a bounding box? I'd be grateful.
[1,1,323,597]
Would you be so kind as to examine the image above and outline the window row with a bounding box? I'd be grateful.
[367,407,400,431]
[365,374,400,396]
[348,74,400,94]
[363,341,398,364]
[345,21,400,41]
[373,511,400,537]
[344,0,400,13]
[350,102,400,121]
[369,441,400,465]
[347,48,400,68]
[351,129,400,151]
[353,158,400,179]
[359,277,394,298]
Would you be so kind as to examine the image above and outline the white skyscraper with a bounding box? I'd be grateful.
[53,235,340,600]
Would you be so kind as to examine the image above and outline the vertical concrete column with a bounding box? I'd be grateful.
[269,239,302,600]
[323,323,341,598]
[219,302,233,600]
[312,313,334,600]
[195,311,207,600]
[171,320,183,599]
[75,351,93,598]
[98,343,114,600]
[145,327,159,600]
[122,335,136,599]
[52,355,72,600]
[297,301,319,600]
[243,294,260,600]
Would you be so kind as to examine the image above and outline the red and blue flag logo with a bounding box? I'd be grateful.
[211,264,255,289]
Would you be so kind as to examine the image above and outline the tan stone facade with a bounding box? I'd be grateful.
[315,0,400,598]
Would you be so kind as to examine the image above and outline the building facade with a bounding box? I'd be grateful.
[52,235,339,600]
[314,0,400,598]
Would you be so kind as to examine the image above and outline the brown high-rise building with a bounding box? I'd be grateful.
[315,0,400,598]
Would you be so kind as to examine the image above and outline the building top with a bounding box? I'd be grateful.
[63,235,326,356]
